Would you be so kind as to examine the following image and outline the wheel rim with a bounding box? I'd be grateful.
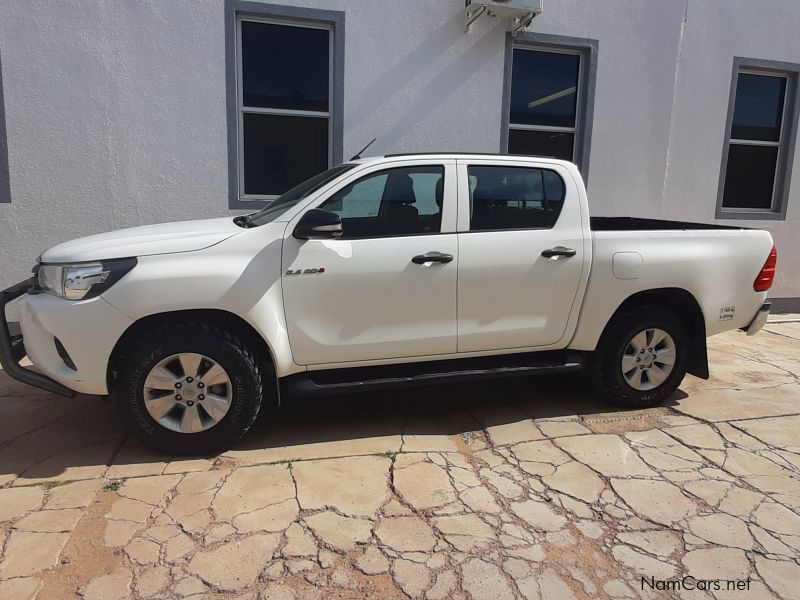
[621,328,676,391]
[143,353,233,433]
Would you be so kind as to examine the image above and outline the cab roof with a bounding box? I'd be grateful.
[349,153,574,167]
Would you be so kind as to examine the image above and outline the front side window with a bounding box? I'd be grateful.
[320,166,444,238]
[238,20,332,198]
[508,49,581,162]
[467,165,565,231]
[721,71,790,213]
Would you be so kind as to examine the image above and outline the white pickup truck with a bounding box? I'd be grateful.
[1,154,776,454]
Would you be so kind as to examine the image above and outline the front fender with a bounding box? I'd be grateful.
[102,224,301,379]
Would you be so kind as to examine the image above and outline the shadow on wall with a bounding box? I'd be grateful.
[346,10,504,152]
[0,369,683,482]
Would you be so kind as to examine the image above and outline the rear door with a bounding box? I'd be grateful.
[282,160,459,365]
[455,159,586,353]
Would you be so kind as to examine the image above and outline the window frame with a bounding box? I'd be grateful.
[508,47,582,160]
[716,57,800,221]
[236,17,332,201]
[501,32,598,183]
[0,50,10,203]
[225,1,344,209]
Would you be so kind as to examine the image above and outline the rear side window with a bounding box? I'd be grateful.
[467,166,565,231]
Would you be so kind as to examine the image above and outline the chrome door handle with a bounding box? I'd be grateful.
[541,246,577,258]
[412,252,453,265]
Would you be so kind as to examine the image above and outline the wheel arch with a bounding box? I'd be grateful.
[106,309,277,393]
[600,288,708,379]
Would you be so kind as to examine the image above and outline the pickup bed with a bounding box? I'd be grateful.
[0,154,775,454]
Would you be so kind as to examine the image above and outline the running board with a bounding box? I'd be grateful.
[282,351,585,397]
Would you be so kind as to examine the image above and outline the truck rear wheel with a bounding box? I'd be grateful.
[113,321,265,455]
[590,305,688,408]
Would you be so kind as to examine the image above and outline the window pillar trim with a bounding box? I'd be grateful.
[225,1,345,209]
[0,51,10,203]
[716,57,800,221]
[500,32,598,185]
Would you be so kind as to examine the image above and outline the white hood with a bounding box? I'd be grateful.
[41,217,243,263]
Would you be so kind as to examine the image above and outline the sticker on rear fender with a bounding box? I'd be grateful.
[720,306,735,321]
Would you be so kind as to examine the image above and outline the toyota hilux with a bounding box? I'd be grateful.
[0,154,775,454]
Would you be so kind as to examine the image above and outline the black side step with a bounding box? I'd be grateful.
[282,351,585,397]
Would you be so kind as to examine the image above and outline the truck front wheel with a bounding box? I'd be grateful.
[590,305,688,408]
[113,321,265,455]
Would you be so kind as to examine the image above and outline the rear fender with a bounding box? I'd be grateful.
[597,288,709,380]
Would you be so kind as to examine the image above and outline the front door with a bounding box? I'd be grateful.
[282,161,458,365]
[456,160,586,353]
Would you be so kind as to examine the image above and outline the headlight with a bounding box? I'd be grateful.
[36,258,137,300]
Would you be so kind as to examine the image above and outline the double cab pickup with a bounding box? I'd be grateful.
[0,154,775,454]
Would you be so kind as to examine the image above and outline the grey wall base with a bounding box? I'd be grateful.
[768,298,800,314]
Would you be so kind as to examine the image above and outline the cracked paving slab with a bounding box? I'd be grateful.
[1,323,800,598]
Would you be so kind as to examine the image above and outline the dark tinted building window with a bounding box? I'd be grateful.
[242,114,328,196]
[722,72,788,211]
[508,49,580,162]
[508,130,573,162]
[730,74,785,142]
[467,165,566,231]
[239,20,332,197]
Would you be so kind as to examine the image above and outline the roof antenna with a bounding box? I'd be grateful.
[350,138,376,161]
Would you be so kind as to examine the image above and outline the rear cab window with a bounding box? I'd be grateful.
[467,165,566,231]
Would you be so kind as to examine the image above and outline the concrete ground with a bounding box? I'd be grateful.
[1,319,799,600]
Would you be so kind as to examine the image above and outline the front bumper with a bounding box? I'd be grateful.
[1,279,134,396]
[742,302,771,336]
[0,279,75,396]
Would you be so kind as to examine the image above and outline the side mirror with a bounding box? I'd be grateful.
[293,209,343,240]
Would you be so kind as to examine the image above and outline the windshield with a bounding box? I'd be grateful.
[246,164,356,227]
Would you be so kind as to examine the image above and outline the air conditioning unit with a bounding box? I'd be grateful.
[469,0,543,18]
[464,0,543,34]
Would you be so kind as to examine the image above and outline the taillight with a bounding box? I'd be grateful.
[754,245,777,292]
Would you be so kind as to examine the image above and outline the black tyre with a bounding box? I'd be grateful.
[113,321,265,455]
[589,305,688,408]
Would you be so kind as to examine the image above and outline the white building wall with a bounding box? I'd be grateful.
[663,0,800,298]
[0,0,797,297]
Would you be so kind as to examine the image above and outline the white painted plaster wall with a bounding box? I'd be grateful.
[0,0,797,297]
[663,0,800,298]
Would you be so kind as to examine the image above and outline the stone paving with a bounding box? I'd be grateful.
[0,318,799,599]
